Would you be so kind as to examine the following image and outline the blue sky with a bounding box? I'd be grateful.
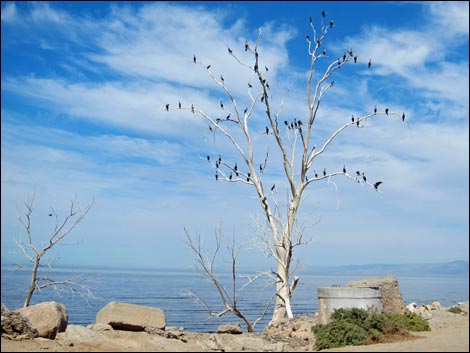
[1,1,468,270]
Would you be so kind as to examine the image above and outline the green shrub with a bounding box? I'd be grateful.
[313,320,367,350]
[312,308,431,350]
[383,312,431,332]
[447,306,463,314]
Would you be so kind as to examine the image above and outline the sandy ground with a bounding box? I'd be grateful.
[2,306,468,352]
[322,309,469,352]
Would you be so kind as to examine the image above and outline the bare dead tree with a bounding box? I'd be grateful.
[184,227,275,332]
[173,12,406,325]
[14,190,95,307]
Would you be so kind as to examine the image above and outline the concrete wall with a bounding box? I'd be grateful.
[318,286,382,324]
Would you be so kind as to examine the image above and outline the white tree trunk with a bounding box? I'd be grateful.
[270,259,294,324]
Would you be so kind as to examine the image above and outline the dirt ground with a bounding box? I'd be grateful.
[2,305,468,352]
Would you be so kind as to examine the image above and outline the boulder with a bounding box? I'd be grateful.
[96,301,165,331]
[346,275,406,313]
[87,323,113,332]
[1,307,38,339]
[217,323,243,334]
[56,324,105,342]
[406,302,418,313]
[16,301,68,339]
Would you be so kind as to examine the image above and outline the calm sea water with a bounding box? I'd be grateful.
[1,266,468,332]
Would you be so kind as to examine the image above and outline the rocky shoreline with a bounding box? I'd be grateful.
[2,301,468,352]
[2,276,468,352]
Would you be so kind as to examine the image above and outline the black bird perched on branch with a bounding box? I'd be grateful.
[191,104,194,113]
[322,10,326,18]
[357,120,360,127]
[368,59,371,68]
[220,75,224,83]
[229,173,232,180]
[309,16,312,24]
[329,19,334,28]
[354,56,357,63]
[193,54,196,64]
[248,83,252,88]
[206,65,211,69]
[374,105,377,114]
[207,155,210,161]
[266,126,269,135]
[165,104,169,111]
[385,108,389,115]
[260,164,263,172]
[245,40,249,51]
[362,172,367,182]
[402,112,405,122]
[352,115,355,123]
[271,184,275,192]
[356,171,361,176]
[220,101,224,109]
[178,101,181,109]
[374,181,383,190]
[244,108,248,114]
[48,213,53,217]
[228,47,232,55]
[265,65,269,72]
[218,155,222,164]
[305,35,310,41]
[323,168,326,176]
[323,48,327,55]
[348,48,353,57]
[284,120,289,126]
[215,173,218,181]
[226,113,231,120]
[314,170,318,178]
[343,165,346,173]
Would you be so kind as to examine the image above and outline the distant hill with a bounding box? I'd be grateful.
[301,260,469,277]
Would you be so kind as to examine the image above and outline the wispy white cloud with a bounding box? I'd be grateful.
[331,4,468,128]
[29,1,71,25]
[428,1,469,37]
[1,2,17,24]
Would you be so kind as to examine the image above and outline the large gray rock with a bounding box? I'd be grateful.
[16,301,68,339]
[96,301,165,331]
[217,323,243,334]
[346,275,406,313]
[1,307,39,339]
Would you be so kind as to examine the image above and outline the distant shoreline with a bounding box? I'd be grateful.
[2,260,469,277]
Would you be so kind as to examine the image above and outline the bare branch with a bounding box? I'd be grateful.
[14,192,94,307]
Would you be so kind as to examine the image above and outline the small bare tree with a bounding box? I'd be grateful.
[15,190,94,307]
[172,11,407,324]
[184,227,275,332]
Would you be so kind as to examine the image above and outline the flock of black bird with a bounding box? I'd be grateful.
[163,12,401,195]
[352,105,406,127]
